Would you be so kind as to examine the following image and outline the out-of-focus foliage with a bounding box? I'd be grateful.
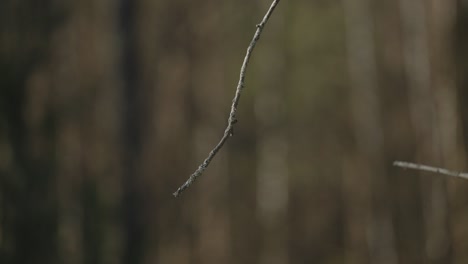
[1,0,468,264]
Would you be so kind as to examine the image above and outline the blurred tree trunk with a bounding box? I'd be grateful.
[185,1,232,263]
[453,0,468,261]
[373,0,425,262]
[119,0,148,263]
[145,1,198,263]
[223,2,261,264]
[455,0,468,151]
[0,1,62,263]
[50,2,124,264]
[254,2,289,264]
[343,0,398,263]
[399,0,455,262]
[135,1,165,264]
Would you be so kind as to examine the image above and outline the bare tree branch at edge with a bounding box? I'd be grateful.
[172,0,281,197]
[393,161,468,180]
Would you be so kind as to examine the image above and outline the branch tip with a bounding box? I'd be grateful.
[172,0,281,197]
[393,160,468,180]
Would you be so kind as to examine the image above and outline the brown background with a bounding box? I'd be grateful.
[1,0,468,263]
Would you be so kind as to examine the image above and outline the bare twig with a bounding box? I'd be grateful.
[173,0,281,197]
[393,161,468,180]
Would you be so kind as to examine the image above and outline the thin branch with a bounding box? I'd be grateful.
[173,0,281,197]
[393,161,468,180]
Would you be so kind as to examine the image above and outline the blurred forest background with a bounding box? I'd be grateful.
[1,0,468,263]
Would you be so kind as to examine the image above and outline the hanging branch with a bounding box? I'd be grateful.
[173,0,281,197]
[393,161,468,180]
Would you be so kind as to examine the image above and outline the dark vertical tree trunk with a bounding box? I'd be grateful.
[453,2,468,260]
[119,0,145,263]
[455,1,468,149]
[0,2,61,263]
[2,72,58,264]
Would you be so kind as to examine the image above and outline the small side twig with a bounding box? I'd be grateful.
[393,161,468,180]
[173,0,281,197]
